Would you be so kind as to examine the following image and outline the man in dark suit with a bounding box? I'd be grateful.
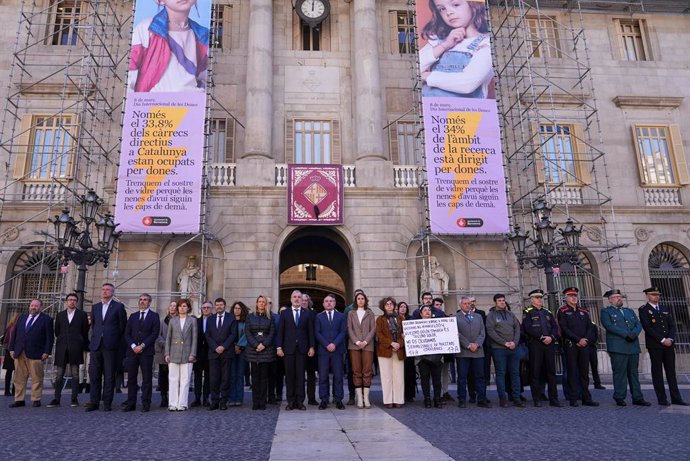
[86,283,127,412]
[191,300,213,407]
[314,293,347,409]
[48,293,89,408]
[123,293,160,412]
[9,298,54,408]
[639,287,689,406]
[276,289,315,411]
[205,297,237,410]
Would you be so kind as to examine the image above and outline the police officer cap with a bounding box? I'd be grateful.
[562,287,579,295]
[528,289,544,298]
[603,289,621,298]
[643,287,661,295]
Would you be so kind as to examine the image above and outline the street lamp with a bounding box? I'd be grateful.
[507,199,582,311]
[52,189,122,310]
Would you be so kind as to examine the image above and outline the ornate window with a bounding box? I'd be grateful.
[633,124,689,186]
[208,118,236,163]
[614,18,651,61]
[526,16,561,59]
[286,118,340,164]
[14,114,78,180]
[47,0,84,46]
[389,10,416,54]
[535,123,591,185]
[648,243,690,335]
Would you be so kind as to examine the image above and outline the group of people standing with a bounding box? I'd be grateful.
[3,282,688,411]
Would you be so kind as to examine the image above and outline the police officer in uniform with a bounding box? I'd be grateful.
[638,287,689,406]
[522,289,562,407]
[600,289,651,407]
[557,287,599,407]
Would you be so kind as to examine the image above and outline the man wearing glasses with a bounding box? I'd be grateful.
[638,287,689,406]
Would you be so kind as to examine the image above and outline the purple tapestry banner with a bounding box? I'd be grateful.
[288,165,344,225]
[114,0,211,233]
[415,0,509,234]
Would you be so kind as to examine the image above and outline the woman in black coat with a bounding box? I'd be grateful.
[397,302,417,402]
[245,295,276,410]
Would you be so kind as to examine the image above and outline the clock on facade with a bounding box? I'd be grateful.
[295,0,331,26]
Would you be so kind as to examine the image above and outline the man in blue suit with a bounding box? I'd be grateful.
[205,297,237,411]
[9,298,53,408]
[276,289,315,411]
[86,283,127,412]
[315,293,347,410]
[123,293,160,412]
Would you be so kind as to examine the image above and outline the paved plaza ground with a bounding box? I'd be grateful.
[1,381,689,461]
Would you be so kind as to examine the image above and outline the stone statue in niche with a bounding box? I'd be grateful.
[420,256,450,297]
[177,255,205,316]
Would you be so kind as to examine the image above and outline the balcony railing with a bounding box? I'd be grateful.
[275,164,356,187]
[644,187,682,206]
[207,163,236,186]
[22,181,66,201]
[393,166,423,188]
[548,186,583,205]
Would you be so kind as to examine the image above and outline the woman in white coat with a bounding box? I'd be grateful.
[165,298,198,411]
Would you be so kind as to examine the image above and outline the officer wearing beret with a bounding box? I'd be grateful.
[600,289,651,406]
[557,287,599,407]
[522,289,562,407]
[638,287,689,406]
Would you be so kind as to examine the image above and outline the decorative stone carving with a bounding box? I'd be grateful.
[177,255,205,316]
[634,227,651,243]
[1,226,20,243]
[585,227,601,243]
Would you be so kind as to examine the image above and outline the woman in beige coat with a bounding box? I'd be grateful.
[165,298,197,411]
[347,292,376,408]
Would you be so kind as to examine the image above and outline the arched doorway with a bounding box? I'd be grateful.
[278,227,351,312]
[2,246,61,328]
[648,242,690,338]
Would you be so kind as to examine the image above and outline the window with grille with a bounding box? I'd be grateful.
[526,17,561,59]
[389,11,416,54]
[47,0,83,46]
[615,19,650,61]
[208,118,235,163]
[211,4,231,50]
[293,15,330,51]
[389,121,422,165]
[24,115,77,180]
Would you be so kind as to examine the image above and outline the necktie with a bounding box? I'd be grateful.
[294,309,300,326]
[328,311,332,323]
[139,312,144,322]
[217,315,223,329]
[26,315,35,330]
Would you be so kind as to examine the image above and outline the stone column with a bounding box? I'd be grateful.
[352,0,389,186]
[238,0,274,185]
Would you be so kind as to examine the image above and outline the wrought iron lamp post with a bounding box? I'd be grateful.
[52,189,122,310]
[507,199,582,311]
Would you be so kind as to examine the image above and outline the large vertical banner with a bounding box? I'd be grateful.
[416,0,509,234]
[115,0,211,233]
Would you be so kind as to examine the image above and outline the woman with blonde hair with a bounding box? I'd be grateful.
[165,298,197,411]
[245,295,276,410]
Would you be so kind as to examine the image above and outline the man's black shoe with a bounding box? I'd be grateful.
[85,403,99,412]
[570,400,580,407]
[297,404,307,410]
[308,399,319,406]
[549,400,563,408]
[32,401,41,407]
[672,400,690,406]
[190,400,201,407]
[141,405,150,413]
[335,401,345,410]
[318,402,328,410]
[219,402,228,410]
[122,405,136,412]
[208,403,219,411]
[457,400,466,408]
[583,400,600,407]
[47,399,60,408]
[9,401,25,408]
[594,384,606,390]
[632,400,652,407]
[615,399,627,407]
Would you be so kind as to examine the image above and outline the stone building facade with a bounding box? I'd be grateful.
[0,1,689,375]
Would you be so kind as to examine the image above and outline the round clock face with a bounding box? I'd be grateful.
[300,0,326,20]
